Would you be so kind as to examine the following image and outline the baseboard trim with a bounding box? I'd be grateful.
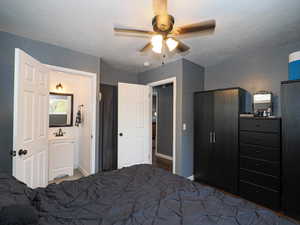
[78,166,89,177]
[155,152,173,161]
[187,175,194,181]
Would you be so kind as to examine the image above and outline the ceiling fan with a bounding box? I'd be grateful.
[114,0,216,55]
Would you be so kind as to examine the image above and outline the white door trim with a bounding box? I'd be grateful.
[147,77,176,174]
[44,64,97,174]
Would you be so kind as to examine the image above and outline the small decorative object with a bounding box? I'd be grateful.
[289,51,300,80]
[253,91,273,117]
[75,105,84,127]
[56,83,63,91]
[240,113,254,118]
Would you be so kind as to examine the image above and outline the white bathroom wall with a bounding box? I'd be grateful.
[77,77,92,176]
[49,71,92,174]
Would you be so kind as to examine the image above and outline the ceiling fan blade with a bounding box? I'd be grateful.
[153,0,168,15]
[114,27,155,36]
[176,40,190,53]
[173,20,216,36]
[140,42,152,53]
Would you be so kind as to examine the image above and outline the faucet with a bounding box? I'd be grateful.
[54,128,65,137]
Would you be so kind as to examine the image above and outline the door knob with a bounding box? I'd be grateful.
[119,133,123,137]
[18,149,28,156]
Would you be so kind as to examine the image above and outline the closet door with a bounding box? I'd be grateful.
[194,92,214,183]
[281,81,300,219]
[214,89,239,193]
[99,84,118,171]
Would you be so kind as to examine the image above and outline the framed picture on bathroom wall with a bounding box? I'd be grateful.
[49,92,74,127]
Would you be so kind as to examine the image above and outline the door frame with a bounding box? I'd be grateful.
[148,77,176,174]
[44,64,98,174]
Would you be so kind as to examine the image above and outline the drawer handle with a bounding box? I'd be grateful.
[255,124,261,127]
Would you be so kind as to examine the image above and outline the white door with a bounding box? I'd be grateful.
[118,83,151,168]
[13,49,49,188]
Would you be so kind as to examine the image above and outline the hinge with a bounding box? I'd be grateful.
[11,150,16,157]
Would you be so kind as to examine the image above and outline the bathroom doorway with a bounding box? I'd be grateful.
[47,67,97,184]
[13,49,98,188]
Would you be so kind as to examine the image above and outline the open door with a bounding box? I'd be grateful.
[13,49,49,188]
[118,83,151,168]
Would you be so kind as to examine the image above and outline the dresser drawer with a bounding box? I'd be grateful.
[240,144,280,162]
[239,181,280,209]
[240,157,280,177]
[240,169,280,191]
[240,131,280,148]
[240,118,280,133]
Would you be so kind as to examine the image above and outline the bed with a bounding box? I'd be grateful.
[0,164,299,225]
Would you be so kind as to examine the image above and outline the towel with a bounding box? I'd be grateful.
[75,109,82,127]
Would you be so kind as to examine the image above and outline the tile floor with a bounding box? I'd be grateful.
[48,169,84,184]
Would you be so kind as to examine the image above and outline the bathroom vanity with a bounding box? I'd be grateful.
[48,136,75,181]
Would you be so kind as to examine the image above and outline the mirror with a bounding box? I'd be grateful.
[49,92,74,127]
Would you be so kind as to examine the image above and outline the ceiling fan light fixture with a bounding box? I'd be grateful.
[152,45,162,54]
[166,38,178,52]
[151,35,163,54]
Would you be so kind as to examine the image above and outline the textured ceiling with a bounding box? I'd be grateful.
[0,0,300,73]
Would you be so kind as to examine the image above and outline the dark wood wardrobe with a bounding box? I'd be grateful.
[194,88,246,194]
[281,80,300,220]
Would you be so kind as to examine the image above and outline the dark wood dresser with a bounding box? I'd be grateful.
[239,117,281,209]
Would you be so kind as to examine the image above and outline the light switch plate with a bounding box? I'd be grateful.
[183,123,187,131]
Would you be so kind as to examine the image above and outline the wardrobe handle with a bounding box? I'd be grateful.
[213,132,216,143]
[209,132,212,143]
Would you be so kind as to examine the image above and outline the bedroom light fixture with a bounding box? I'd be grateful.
[151,35,179,54]
[56,83,63,91]
[151,35,163,54]
[166,38,178,52]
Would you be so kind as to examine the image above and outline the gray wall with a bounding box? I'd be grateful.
[138,59,205,177]
[138,60,183,175]
[100,60,138,85]
[205,40,300,116]
[182,59,205,177]
[0,31,101,173]
[155,84,173,157]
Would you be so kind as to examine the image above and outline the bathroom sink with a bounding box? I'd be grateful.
[49,136,76,142]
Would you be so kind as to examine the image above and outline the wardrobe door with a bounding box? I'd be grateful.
[281,81,300,219]
[194,92,214,183]
[213,89,239,193]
